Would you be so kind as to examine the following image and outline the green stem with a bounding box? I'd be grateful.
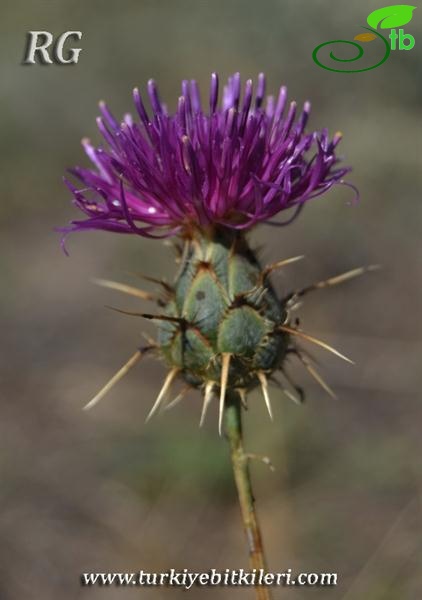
[224,395,272,600]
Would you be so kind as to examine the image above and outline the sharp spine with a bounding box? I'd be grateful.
[278,325,354,364]
[92,278,156,301]
[218,354,231,436]
[84,347,151,411]
[145,368,179,423]
[258,371,273,420]
[199,381,215,427]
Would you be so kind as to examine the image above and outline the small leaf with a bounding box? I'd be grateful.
[367,5,416,29]
[354,33,377,42]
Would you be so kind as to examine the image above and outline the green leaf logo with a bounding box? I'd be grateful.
[367,5,416,29]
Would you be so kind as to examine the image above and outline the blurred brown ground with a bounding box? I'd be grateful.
[0,1,421,598]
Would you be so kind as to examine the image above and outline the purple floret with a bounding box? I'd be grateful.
[62,73,355,239]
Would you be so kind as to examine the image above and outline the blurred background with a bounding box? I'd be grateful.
[1,1,421,598]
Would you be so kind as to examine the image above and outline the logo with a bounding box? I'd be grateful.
[312,5,416,72]
[23,31,83,65]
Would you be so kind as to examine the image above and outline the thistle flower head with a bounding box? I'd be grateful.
[66,73,364,434]
[62,72,354,239]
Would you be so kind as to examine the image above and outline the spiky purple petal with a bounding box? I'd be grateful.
[62,73,356,239]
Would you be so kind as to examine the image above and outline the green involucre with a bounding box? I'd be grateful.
[158,230,289,392]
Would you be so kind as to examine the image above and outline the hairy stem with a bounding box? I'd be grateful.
[224,395,271,600]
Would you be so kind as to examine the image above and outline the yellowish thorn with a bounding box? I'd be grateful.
[312,265,380,289]
[164,384,190,412]
[199,381,215,427]
[281,386,302,405]
[279,325,354,364]
[141,332,157,347]
[257,372,273,420]
[260,255,304,283]
[145,368,179,423]
[259,255,305,285]
[92,278,156,301]
[297,353,337,399]
[84,350,142,411]
[289,264,381,303]
[218,354,231,436]
[278,369,305,404]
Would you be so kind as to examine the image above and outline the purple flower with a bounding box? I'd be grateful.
[62,73,355,239]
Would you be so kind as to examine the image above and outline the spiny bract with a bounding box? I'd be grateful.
[159,229,288,391]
